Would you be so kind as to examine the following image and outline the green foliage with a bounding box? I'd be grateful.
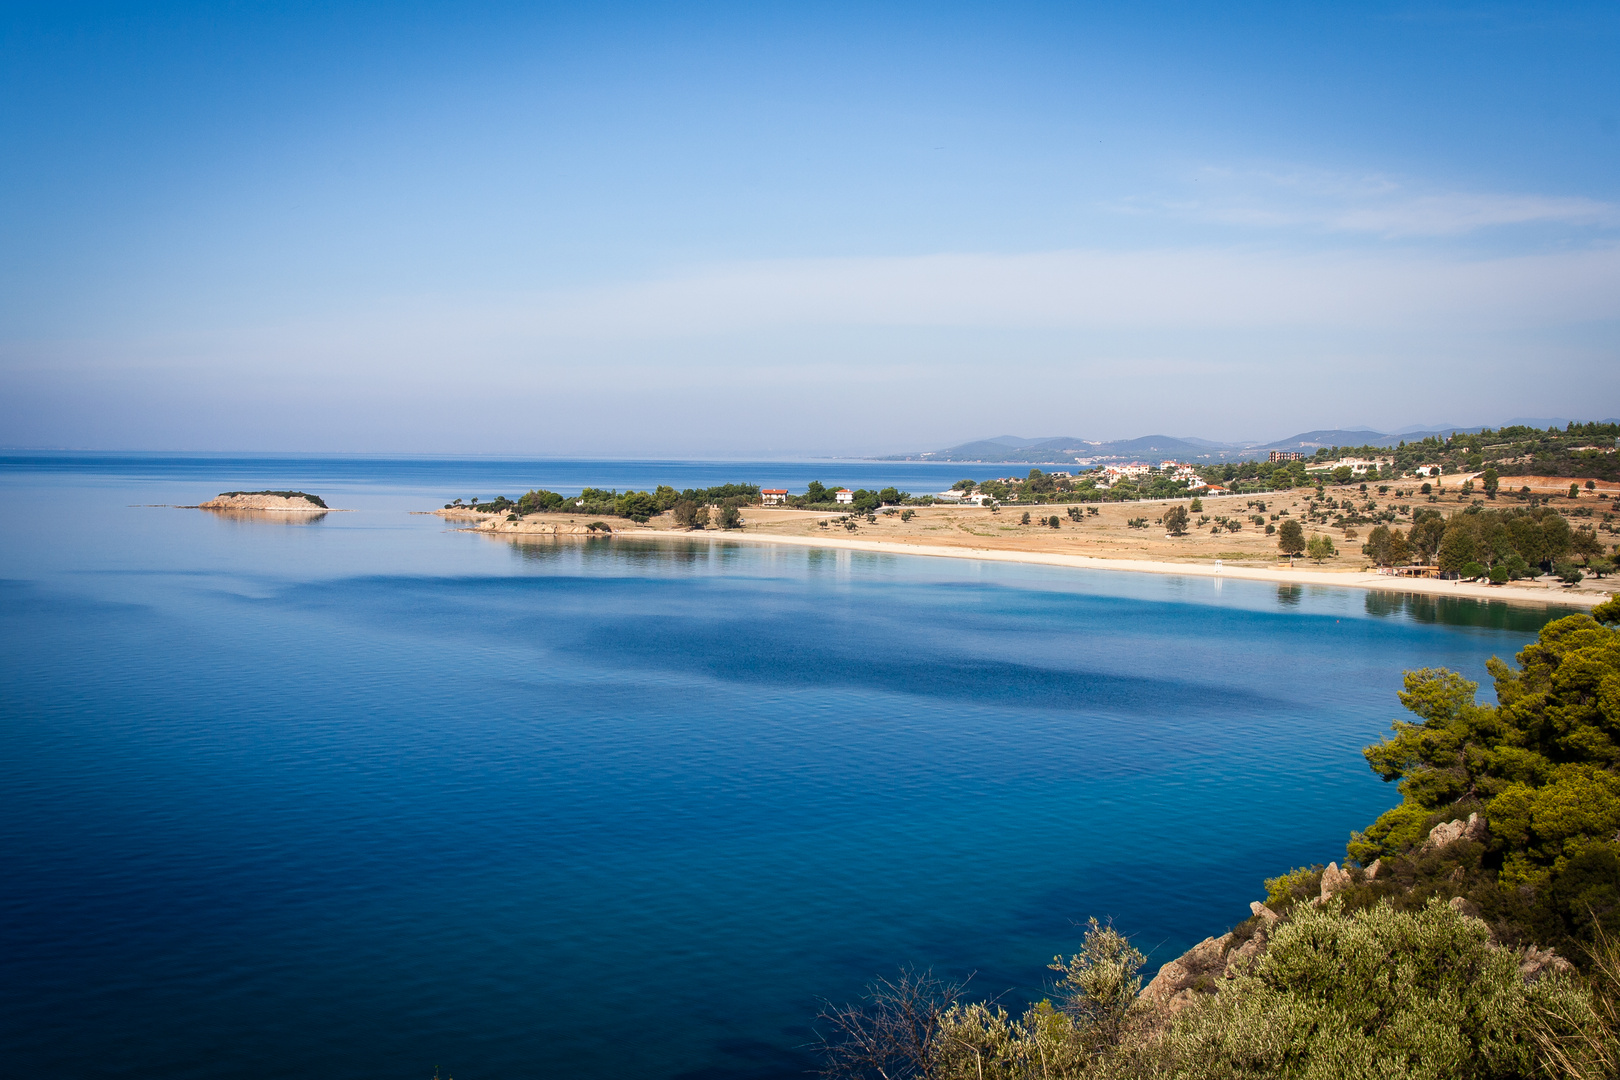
[1277,518,1306,556]
[1555,561,1586,586]
[670,500,709,529]
[1306,534,1337,562]
[1361,524,1411,567]
[1263,866,1326,911]
[516,488,565,514]
[718,504,743,530]
[1189,497,1203,512]
[826,902,1604,1080]
[1162,504,1190,536]
[1021,511,1032,525]
[1147,900,1594,1080]
[1350,614,1620,952]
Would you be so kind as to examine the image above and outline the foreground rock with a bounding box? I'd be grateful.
[198,491,329,512]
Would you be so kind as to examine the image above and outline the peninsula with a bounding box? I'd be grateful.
[436,478,1616,607]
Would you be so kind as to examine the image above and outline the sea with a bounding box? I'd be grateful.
[0,453,1583,1080]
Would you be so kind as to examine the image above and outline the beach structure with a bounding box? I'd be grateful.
[835,488,854,504]
[760,489,788,505]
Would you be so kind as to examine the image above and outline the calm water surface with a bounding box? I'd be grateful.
[0,455,1581,1079]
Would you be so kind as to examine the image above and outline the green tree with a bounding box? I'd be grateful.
[717,504,743,529]
[1278,518,1306,558]
[1020,511,1031,524]
[1482,467,1499,499]
[670,500,705,528]
[1572,527,1604,565]
[1189,497,1203,512]
[1307,533,1337,563]
[1333,465,1354,484]
[615,490,660,522]
[1162,504,1190,536]
[877,487,902,505]
[804,480,829,503]
[1437,521,1479,572]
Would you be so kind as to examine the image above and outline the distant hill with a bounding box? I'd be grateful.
[884,420,1619,466]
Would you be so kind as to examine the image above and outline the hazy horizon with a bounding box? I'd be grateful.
[3,2,1617,457]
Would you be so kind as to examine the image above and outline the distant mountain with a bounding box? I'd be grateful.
[887,434,1244,465]
[883,421,1619,466]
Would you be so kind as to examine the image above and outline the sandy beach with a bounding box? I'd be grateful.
[443,486,1616,609]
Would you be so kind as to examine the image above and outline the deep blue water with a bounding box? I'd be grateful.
[0,455,1582,1079]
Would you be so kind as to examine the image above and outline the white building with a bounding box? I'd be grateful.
[835,488,854,504]
[760,489,788,506]
[1307,457,1390,475]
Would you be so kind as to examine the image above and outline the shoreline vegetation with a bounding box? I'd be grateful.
[816,597,1620,1080]
[436,470,1618,607]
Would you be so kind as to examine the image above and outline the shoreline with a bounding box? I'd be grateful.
[601,527,1609,608]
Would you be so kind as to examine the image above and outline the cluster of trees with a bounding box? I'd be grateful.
[818,600,1620,1079]
[449,483,761,525]
[795,482,925,511]
[1357,505,1612,583]
[954,469,1206,506]
[1347,598,1620,954]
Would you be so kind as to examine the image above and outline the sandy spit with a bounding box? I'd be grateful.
[606,528,1610,609]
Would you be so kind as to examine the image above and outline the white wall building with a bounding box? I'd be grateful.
[835,488,854,504]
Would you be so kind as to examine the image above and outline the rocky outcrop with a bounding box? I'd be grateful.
[1520,945,1574,983]
[199,491,329,512]
[1317,862,1352,902]
[432,508,616,535]
[1140,933,1237,1014]
[1142,857,1571,1013]
[1420,813,1488,854]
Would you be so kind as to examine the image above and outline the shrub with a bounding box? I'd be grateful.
[1151,900,1595,1080]
[1554,561,1585,585]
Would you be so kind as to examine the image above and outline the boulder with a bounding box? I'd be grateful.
[1140,933,1232,1013]
[1420,812,1488,854]
[1318,862,1352,902]
[1520,945,1574,983]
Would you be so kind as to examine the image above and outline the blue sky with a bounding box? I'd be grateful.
[2,1,1617,455]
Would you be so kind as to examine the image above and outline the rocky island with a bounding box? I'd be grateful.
[197,490,331,512]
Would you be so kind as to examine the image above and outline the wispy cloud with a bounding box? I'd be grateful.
[1126,166,1619,238]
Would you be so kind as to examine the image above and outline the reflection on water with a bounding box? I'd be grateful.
[1362,589,1581,630]
[202,508,328,525]
[1277,584,1302,605]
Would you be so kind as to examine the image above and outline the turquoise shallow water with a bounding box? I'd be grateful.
[0,455,1581,1079]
